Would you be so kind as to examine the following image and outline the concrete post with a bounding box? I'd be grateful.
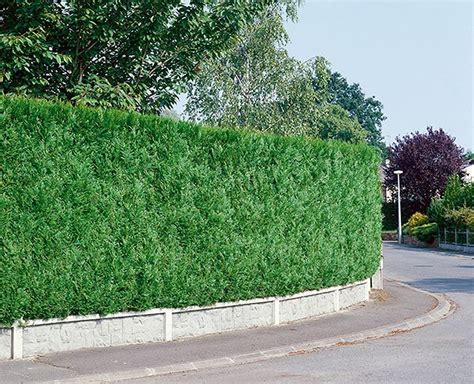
[164,310,172,341]
[334,288,340,311]
[370,252,384,290]
[11,324,23,359]
[273,298,280,325]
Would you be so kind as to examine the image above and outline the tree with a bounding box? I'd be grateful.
[384,127,465,214]
[185,4,367,144]
[466,150,474,162]
[0,0,273,112]
[314,72,386,153]
[315,104,367,144]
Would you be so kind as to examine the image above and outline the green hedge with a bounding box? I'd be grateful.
[0,96,382,325]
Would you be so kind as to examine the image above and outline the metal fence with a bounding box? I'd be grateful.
[438,228,474,247]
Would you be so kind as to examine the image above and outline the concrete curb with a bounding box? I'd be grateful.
[39,281,454,384]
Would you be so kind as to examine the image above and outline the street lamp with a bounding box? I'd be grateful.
[394,170,403,244]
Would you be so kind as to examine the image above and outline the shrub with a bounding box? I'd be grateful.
[428,175,474,233]
[427,198,446,227]
[407,212,429,235]
[411,223,438,243]
[402,223,409,235]
[443,208,474,230]
[0,96,381,325]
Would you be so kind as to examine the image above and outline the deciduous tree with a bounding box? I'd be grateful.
[185,4,367,144]
[0,0,273,112]
[384,127,465,214]
[325,72,386,152]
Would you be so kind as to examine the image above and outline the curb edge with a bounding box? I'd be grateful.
[41,281,455,384]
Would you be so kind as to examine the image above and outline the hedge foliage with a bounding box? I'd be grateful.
[0,96,382,325]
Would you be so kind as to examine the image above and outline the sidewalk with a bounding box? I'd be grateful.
[0,281,452,384]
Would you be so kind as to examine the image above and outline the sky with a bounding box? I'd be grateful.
[176,1,473,150]
[284,0,473,149]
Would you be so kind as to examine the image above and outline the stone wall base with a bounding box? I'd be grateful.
[0,279,372,360]
[403,235,438,248]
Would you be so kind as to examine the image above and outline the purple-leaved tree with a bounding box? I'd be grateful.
[384,127,465,214]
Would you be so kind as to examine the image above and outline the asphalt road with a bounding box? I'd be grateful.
[132,243,474,384]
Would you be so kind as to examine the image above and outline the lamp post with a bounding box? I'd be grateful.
[394,170,403,244]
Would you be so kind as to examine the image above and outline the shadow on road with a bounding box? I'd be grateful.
[411,277,474,294]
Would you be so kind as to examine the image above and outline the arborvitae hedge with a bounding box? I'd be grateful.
[0,96,381,325]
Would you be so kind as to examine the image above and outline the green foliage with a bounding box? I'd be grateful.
[407,212,429,235]
[411,223,438,243]
[442,175,474,208]
[405,211,437,243]
[443,208,474,230]
[324,72,386,154]
[0,0,273,112]
[427,198,446,227]
[315,104,367,144]
[0,96,381,325]
[427,175,474,227]
[185,6,367,144]
[402,223,409,235]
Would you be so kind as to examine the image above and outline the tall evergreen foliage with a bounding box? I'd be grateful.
[1,96,381,325]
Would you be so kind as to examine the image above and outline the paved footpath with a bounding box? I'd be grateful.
[0,243,471,383]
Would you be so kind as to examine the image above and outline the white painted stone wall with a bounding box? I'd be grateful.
[22,312,166,356]
[0,279,371,360]
[173,299,274,339]
[0,328,11,360]
[279,289,337,323]
[339,283,369,309]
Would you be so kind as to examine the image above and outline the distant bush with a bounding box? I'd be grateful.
[402,223,409,235]
[427,199,446,227]
[428,175,474,229]
[407,212,429,235]
[443,208,474,230]
[0,96,381,325]
[411,223,438,243]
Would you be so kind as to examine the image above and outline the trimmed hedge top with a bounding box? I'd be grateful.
[0,96,381,325]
